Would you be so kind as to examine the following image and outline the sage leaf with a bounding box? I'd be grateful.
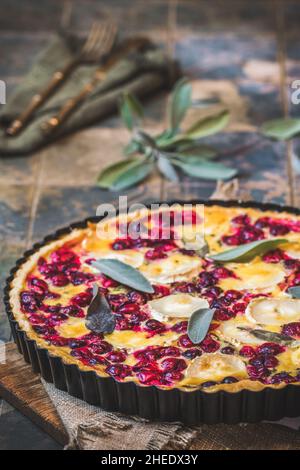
[261,118,300,141]
[184,109,229,140]
[238,327,295,346]
[288,286,300,299]
[157,155,178,182]
[188,308,215,344]
[86,285,116,334]
[92,259,154,293]
[120,92,144,130]
[210,238,287,263]
[167,77,192,130]
[111,160,153,191]
[97,158,142,189]
[172,159,237,181]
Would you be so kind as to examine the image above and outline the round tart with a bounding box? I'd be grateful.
[5,200,300,424]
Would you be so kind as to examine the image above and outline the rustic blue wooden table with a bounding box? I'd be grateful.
[1,0,300,449]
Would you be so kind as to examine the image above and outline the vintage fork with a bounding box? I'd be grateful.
[6,20,117,136]
[41,37,151,135]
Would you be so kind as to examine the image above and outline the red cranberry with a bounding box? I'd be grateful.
[175,282,196,294]
[134,346,162,362]
[263,356,279,368]
[100,275,119,288]
[257,342,285,356]
[282,322,300,337]
[220,346,235,355]
[48,336,69,347]
[212,267,234,280]
[71,291,92,307]
[69,339,87,349]
[254,217,270,229]
[224,290,243,302]
[221,376,238,384]
[118,303,140,314]
[178,334,194,348]
[90,341,112,354]
[115,318,131,330]
[160,346,180,357]
[51,248,76,264]
[60,305,85,318]
[32,324,56,336]
[136,371,159,384]
[163,371,184,383]
[214,308,233,321]
[270,224,290,236]
[198,271,215,288]
[51,273,69,287]
[203,286,223,300]
[111,238,133,250]
[246,364,266,379]
[144,319,165,332]
[70,271,90,286]
[145,248,167,260]
[262,249,284,263]
[28,277,48,296]
[20,291,40,312]
[231,302,247,314]
[127,291,146,304]
[106,364,131,379]
[171,321,188,333]
[232,214,251,225]
[160,358,186,372]
[202,381,217,388]
[106,351,126,363]
[183,348,202,359]
[107,293,128,308]
[284,259,300,270]
[200,336,220,353]
[239,345,256,358]
[269,372,295,384]
[153,285,170,297]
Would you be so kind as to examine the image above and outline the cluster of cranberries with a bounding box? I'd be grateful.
[221,213,300,246]
[37,247,94,288]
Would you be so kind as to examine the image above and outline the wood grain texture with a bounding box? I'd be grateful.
[0,343,67,445]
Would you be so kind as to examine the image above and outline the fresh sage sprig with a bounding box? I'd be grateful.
[97,78,237,191]
[187,307,215,344]
[91,258,154,293]
[209,238,287,263]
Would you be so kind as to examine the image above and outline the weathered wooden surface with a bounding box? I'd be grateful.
[1,0,300,449]
[0,343,67,445]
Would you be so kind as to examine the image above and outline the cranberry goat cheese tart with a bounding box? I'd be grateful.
[8,203,300,399]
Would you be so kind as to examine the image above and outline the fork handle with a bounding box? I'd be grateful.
[6,59,77,136]
[41,70,106,135]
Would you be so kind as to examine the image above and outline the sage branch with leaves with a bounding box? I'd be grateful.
[97,78,237,191]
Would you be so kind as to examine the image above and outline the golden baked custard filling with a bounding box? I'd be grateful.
[9,205,300,392]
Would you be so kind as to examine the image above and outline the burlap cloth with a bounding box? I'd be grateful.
[42,379,300,450]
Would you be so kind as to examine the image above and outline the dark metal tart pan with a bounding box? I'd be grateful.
[4,199,300,425]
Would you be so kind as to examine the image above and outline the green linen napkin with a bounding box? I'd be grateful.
[0,34,175,156]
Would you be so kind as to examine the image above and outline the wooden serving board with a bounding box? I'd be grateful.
[0,342,68,446]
